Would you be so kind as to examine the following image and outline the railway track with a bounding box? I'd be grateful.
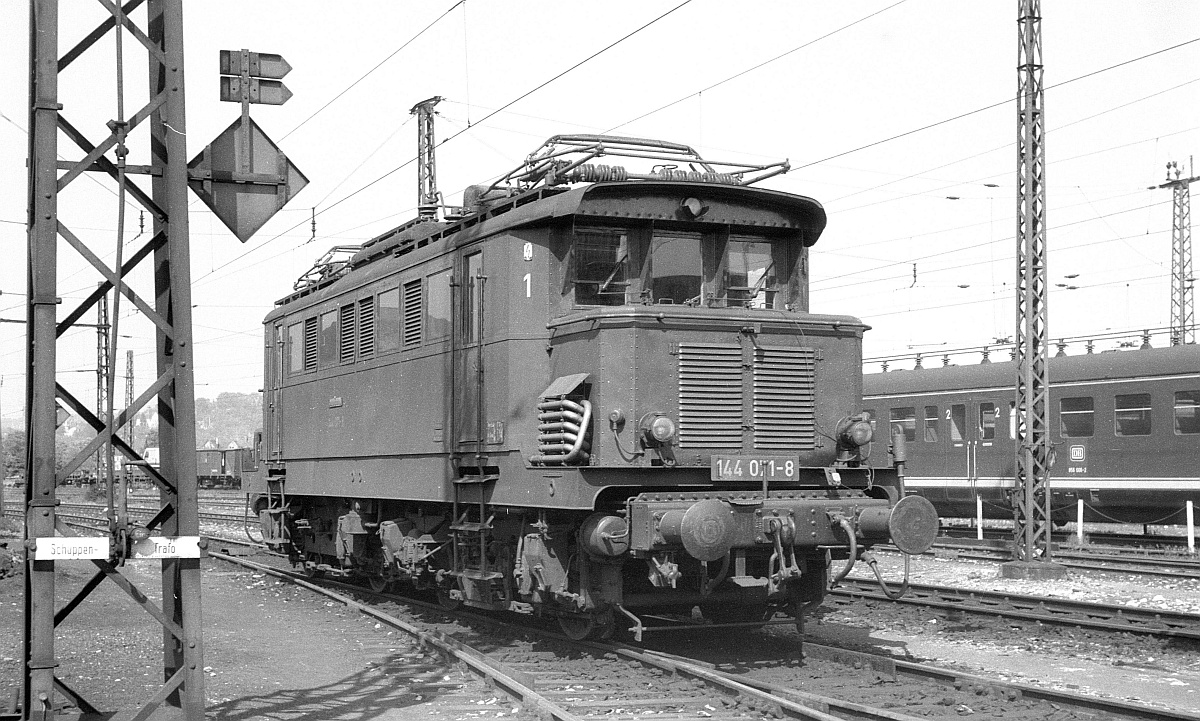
[830,577,1200,641]
[8,503,1200,642]
[208,547,1196,721]
[8,511,1195,718]
[926,538,1200,579]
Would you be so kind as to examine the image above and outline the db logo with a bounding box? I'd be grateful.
[1069,445,1086,462]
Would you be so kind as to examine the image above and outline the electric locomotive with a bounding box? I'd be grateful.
[250,135,938,640]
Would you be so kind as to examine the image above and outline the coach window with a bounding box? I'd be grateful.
[1114,393,1152,436]
[923,406,939,442]
[286,321,304,375]
[426,269,452,342]
[978,403,996,440]
[318,310,338,367]
[574,228,630,306]
[378,287,400,353]
[1176,391,1200,435]
[890,407,916,442]
[1059,397,1094,437]
[648,230,703,304]
[949,404,966,442]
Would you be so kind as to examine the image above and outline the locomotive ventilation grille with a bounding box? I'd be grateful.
[677,343,816,450]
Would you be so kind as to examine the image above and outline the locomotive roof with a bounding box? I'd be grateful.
[864,343,1200,398]
[273,179,826,310]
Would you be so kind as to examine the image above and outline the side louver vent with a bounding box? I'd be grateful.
[678,343,743,448]
[753,347,816,449]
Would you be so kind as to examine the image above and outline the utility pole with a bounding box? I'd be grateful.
[411,96,444,220]
[1155,159,1196,345]
[1006,0,1065,579]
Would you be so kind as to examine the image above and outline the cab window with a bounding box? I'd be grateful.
[647,230,702,304]
[574,229,630,306]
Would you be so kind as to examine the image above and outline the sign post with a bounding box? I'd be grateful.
[188,50,307,242]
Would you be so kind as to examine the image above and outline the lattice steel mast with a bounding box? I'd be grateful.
[1011,0,1055,567]
[23,1,205,718]
[1156,160,1196,345]
[411,96,443,220]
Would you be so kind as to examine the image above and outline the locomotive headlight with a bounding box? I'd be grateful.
[641,414,677,446]
[842,419,873,448]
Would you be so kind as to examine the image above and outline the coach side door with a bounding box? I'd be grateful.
[946,403,977,495]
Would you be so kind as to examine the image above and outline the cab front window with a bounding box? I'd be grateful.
[724,236,777,308]
[647,230,702,304]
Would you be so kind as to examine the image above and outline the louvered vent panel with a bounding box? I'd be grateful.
[339,304,356,363]
[402,280,422,347]
[358,298,376,360]
[753,347,816,449]
[303,317,318,371]
[678,343,743,449]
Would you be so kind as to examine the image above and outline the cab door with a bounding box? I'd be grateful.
[453,251,486,468]
[266,322,285,461]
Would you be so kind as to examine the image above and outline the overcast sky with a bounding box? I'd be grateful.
[1,1,1198,428]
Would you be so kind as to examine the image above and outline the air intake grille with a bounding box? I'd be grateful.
[753,347,816,449]
[678,343,743,448]
[358,297,376,360]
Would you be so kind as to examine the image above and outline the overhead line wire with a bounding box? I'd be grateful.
[605,0,909,134]
[278,1,466,142]
[790,36,1200,172]
[193,0,695,286]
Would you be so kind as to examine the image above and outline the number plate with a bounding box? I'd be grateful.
[711,455,797,482]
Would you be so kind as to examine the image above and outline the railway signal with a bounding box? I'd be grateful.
[188,49,308,242]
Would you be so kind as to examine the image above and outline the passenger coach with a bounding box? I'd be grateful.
[864,344,1200,524]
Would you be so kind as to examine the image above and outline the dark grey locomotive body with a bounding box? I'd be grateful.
[252,137,937,638]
